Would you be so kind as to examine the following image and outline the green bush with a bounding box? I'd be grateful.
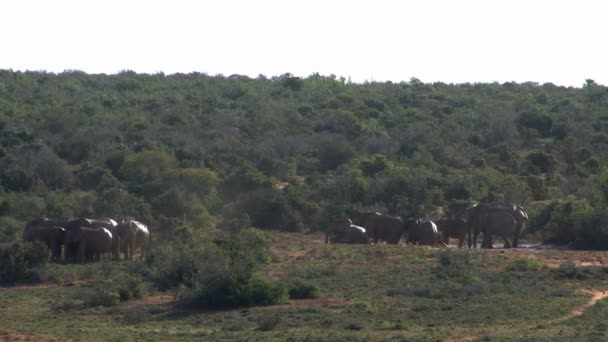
[184,271,286,309]
[288,280,320,299]
[434,250,479,284]
[257,313,281,331]
[553,261,608,280]
[116,274,147,301]
[350,300,376,314]
[541,197,608,249]
[0,216,22,243]
[146,229,285,309]
[87,290,120,307]
[506,258,542,272]
[0,241,48,285]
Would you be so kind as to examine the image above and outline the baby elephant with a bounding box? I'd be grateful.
[435,218,468,248]
[404,218,445,247]
[325,218,370,244]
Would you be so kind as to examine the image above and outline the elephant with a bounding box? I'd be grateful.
[465,203,527,248]
[490,203,528,247]
[435,218,468,248]
[64,226,113,263]
[23,218,66,261]
[325,218,370,244]
[115,220,150,260]
[404,218,443,246]
[468,209,517,249]
[66,217,120,260]
[354,212,404,244]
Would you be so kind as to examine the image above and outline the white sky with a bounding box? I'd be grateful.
[1,0,607,87]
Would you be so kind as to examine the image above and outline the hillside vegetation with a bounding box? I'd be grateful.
[1,71,608,246]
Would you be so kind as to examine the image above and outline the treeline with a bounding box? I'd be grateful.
[1,70,608,247]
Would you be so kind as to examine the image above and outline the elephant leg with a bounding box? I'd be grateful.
[78,243,86,263]
[49,241,57,261]
[512,231,520,248]
[481,233,493,249]
[503,236,512,249]
[458,237,464,249]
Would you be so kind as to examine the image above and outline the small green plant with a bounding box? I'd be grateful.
[87,290,120,307]
[116,274,147,301]
[507,257,542,272]
[257,313,281,331]
[351,299,376,314]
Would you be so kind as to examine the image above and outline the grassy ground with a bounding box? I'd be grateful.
[2,232,608,341]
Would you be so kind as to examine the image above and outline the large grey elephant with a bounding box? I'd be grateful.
[325,218,370,244]
[404,218,443,246]
[64,226,114,263]
[435,218,468,248]
[354,212,404,244]
[469,210,517,249]
[115,220,150,260]
[23,218,67,261]
[466,203,527,248]
[66,217,119,260]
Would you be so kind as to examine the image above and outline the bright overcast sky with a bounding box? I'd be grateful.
[2,0,607,87]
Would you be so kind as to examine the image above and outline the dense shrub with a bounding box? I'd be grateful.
[541,196,608,249]
[145,228,285,309]
[184,272,286,309]
[0,241,48,285]
[0,216,22,243]
[287,279,320,299]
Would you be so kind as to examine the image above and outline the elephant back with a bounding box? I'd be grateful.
[130,220,149,234]
[67,217,117,231]
[369,213,404,244]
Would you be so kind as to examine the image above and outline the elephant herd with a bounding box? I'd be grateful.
[325,202,528,249]
[22,217,150,263]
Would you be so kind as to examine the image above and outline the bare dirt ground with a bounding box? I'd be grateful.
[549,289,608,324]
[122,294,174,309]
[259,297,352,313]
[0,331,75,342]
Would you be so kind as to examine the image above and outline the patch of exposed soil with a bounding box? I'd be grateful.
[0,331,75,342]
[0,280,87,292]
[122,294,174,309]
[0,283,59,291]
[258,297,352,313]
[548,289,608,324]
